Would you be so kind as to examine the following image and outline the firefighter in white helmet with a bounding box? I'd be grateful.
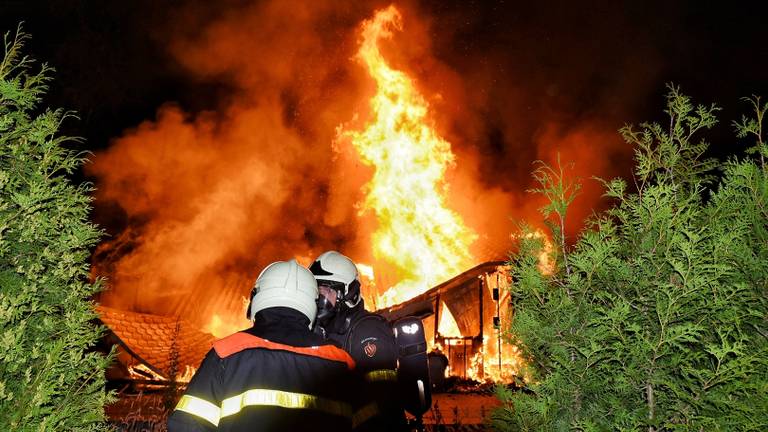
[168,259,356,432]
[310,251,406,431]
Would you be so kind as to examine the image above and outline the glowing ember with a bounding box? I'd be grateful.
[128,364,164,381]
[340,5,477,308]
[178,365,196,382]
[127,364,196,383]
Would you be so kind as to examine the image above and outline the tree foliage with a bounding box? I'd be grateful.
[0,26,113,430]
[492,86,768,431]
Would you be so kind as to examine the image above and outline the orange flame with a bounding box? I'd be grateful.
[204,309,250,339]
[424,267,528,383]
[518,229,555,275]
[479,269,526,381]
[340,5,477,308]
[127,364,196,383]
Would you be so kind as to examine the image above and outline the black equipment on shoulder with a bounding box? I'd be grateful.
[392,316,432,430]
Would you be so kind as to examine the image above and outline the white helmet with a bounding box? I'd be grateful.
[309,251,362,308]
[247,259,318,328]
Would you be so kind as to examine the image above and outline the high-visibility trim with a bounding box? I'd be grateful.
[175,394,221,427]
[364,369,397,382]
[214,332,355,370]
[220,388,352,420]
[352,402,380,428]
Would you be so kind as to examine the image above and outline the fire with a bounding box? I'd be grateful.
[356,263,380,310]
[516,229,555,275]
[177,365,197,383]
[340,5,477,308]
[425,267,529,383]
[356,263,375,281]
[342,7,526,384]
[204,310,250,339]
[532,230,555,275]
[481,269,524,381]
[128,364,164,382]
[127,364,196,383]
[466,351,484,380]
[437,301,461,338]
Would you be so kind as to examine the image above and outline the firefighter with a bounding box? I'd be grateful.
[310,251,407,431]
[168,259,356,432]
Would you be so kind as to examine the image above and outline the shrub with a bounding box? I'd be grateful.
[0,26,113,430]
[492,87,768,431]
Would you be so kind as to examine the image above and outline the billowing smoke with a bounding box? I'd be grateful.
[89,1,658,326]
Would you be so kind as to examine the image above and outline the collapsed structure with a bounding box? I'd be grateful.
[98,260,521,385]
[97,305,214,383]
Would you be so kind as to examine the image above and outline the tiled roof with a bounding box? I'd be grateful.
[96,305,215,379]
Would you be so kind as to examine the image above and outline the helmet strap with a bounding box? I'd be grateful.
[245,286,257,320]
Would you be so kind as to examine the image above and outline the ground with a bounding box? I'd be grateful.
[108,389,501,431]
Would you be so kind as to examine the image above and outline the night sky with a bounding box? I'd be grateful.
[2,1,767,317]
[2,1,766,158]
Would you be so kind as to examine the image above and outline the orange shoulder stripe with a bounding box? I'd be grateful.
[214,332,355,370]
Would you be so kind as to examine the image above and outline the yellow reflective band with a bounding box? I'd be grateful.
[175,394,221,427]
[352,402,380,428]
[364,369,397,382]
[220,388,352,420]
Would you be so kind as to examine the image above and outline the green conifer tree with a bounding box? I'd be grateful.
[492,86,768,431]
[0,27,113,430]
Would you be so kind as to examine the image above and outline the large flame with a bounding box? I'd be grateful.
[84,2,635,386]
[340,5,478,308]
[88,1,630,327]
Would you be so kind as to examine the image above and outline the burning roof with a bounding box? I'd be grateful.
[377,261,506,322]
[96,305,214,380]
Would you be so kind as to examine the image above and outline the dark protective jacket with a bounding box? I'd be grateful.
[323,303,407,431]
[167,307,356,432]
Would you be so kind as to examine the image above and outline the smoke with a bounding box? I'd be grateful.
[89,1,381,320]
[89,0,661,323]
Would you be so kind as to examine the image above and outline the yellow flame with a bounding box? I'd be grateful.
[341,5,477,308]
[527,230,555,275]
[467,351,484,380]
[127,364,196,383]
[357,263,375,281]
[437,301,462,337]
[177,365,197,383]
[356,262,379,309]
[204,303,250,338]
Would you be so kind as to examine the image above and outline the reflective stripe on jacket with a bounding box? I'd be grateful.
[175,388,354,427]
[168,309,357,432]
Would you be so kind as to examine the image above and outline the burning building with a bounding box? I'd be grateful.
[98,259,523,385]
[379,261,520,382]
[97,305,213,384]
[91,4,563,386]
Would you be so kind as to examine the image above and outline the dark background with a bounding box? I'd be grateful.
[1,0,766,158]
